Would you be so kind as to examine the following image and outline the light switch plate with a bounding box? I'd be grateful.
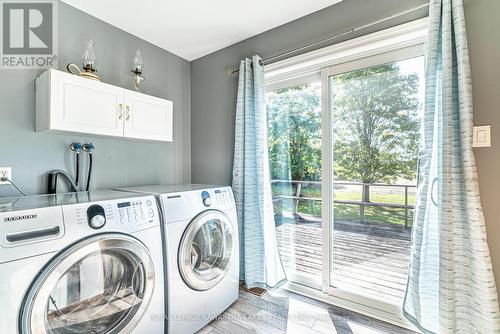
[473,125,491,148]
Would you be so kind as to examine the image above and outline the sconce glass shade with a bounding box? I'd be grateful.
[82,40,97,72]
[132,49,144,74]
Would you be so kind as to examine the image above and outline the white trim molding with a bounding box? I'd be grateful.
[283,282,419,332]
[265,18,428,87]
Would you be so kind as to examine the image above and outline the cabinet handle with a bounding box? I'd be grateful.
[125,105,130,121]
[118,103,123,120]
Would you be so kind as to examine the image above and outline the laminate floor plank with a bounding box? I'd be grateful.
[196,289,416,334]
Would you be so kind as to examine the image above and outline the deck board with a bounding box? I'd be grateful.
[275,213,411,305]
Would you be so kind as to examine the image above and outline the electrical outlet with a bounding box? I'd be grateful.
[0,167,12,185]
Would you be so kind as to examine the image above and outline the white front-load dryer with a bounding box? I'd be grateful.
[117,185,239,334]
[0,191,165,334]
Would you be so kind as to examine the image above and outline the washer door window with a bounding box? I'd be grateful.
[20,234,155,334]
[179,210,234,291]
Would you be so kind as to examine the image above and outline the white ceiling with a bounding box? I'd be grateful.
[61,0,343,61]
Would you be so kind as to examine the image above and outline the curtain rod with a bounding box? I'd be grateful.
[225,3,429,76]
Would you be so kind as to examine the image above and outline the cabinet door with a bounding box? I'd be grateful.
[123,90,173,142]
[50,70,124,137]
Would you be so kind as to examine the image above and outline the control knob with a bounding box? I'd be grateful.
[201,191,211,207]
[87,205,106,229]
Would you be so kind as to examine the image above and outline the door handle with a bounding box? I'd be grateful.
[118,103,123,120]
[125,105,130,121]
[6,226,60,243]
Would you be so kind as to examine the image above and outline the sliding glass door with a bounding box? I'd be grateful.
[266,77,324,289]
[324,52,424,310]
[266,46,424,315]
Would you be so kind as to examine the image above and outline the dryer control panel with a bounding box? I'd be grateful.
[213,188,234,206]
[164,186,235,223]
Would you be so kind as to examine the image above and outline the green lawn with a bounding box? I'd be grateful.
[272,184,415,227]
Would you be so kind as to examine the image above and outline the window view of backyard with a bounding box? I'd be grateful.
[266,56,424,306]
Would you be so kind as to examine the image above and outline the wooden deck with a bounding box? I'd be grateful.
[275,213,411,305]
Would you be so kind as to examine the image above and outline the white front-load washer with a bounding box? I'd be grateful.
[117,184,239,334]
[0,190,165,334]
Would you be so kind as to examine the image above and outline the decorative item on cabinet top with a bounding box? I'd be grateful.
[35,69,173,142]
[131,49,145,92]
[66,40,101,82]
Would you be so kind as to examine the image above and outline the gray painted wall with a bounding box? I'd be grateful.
[2,0,500,293]
[0,3,191,196]
[465,0,500,292]
[190,0,429,187]
[191,0,500,290]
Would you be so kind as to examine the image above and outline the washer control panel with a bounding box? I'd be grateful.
[71,196,158,232]
[117,199,155,225]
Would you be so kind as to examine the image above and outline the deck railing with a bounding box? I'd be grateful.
[271,180,416,228]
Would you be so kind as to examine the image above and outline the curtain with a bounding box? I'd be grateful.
[232,55,287,289]
[403,1,500,333]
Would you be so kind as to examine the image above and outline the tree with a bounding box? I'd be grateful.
[332,64,420,201]
[266,63,420,204]
[266,83,322,182]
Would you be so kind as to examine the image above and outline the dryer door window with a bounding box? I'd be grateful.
[20,234,155,334]
[179,210,234,291]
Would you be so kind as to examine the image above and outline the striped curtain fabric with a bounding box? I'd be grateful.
[232,55,286,289]
[403,1,500,333]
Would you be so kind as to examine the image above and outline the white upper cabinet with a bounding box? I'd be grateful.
[35,69,173,142]
[124,90,173,141]
[40,69,125,137]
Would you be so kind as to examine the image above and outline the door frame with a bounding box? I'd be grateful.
[264,18,427,328]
